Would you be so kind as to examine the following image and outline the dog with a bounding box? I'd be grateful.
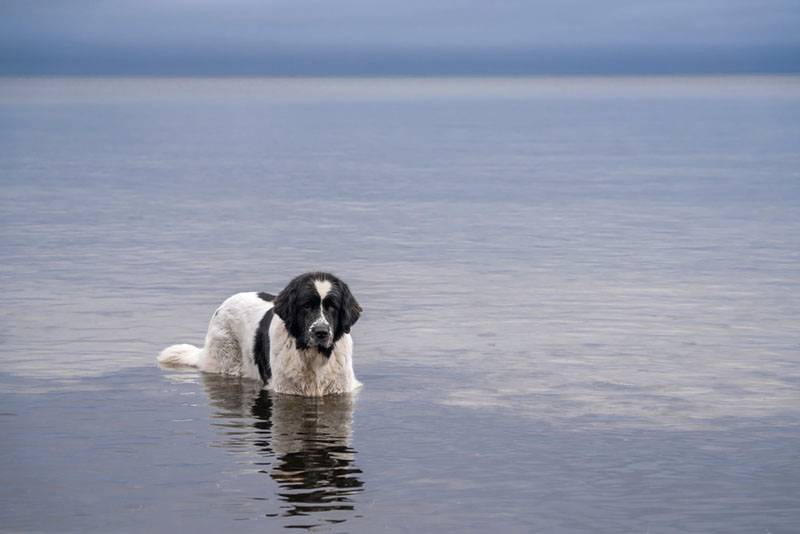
[158,272,362,396]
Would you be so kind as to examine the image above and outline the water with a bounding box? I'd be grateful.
[1,77,799,532]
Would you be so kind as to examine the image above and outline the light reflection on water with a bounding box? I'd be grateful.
[202,373,363,526]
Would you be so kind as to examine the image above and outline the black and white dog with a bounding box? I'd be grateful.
[158,272,362,396]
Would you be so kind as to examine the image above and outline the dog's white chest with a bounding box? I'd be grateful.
[268,316,360,396]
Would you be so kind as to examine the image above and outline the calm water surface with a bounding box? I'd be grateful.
[1,77,799,532]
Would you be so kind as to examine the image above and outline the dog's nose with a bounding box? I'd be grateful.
[312,325,330,340]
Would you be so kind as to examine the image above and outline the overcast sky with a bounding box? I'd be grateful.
[2,0,799,75]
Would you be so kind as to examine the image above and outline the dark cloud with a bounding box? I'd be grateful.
[1,0,799,74]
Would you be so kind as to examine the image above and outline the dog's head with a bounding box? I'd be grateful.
[273,272,362,355]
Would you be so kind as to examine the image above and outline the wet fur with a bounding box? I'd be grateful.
[158,272,362,396]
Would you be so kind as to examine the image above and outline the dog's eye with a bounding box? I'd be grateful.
[302,302,314,310]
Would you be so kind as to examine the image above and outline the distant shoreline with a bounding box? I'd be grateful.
[2,75,798,104]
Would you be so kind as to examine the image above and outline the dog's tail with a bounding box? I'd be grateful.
[157,344,203,367]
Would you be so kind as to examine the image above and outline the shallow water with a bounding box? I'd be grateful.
[1,77,799,532]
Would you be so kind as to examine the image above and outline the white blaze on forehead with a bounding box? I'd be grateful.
[312,279,333,331]
[314,279,333,300]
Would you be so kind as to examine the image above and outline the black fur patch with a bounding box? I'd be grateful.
[272,272,362,354]
[253,308,274,383]
[257,292,276,302]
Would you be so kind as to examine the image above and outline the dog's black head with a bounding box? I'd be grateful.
[272,272,362,356]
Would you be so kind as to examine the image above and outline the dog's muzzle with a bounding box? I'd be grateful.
[310,323,332,348]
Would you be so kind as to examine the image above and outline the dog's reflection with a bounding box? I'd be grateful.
[201,373,363,518]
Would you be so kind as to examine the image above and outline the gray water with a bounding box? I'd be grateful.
[1,77,799,533]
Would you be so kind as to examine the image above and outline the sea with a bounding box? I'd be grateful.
[1,76,799,532]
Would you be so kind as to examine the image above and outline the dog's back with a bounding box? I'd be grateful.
[158,292,272,381]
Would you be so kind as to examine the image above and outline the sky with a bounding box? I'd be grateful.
[1,0,799,75]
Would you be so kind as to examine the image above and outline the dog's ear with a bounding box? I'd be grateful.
[338,281,362,334]
[273,278,299,335]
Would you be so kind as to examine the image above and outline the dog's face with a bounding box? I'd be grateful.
[273,272,362,356]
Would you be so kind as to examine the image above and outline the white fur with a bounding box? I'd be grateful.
[158,292,268,380]
[268,315,361,396]
[157,343,201,367]
[310,279,333,337]
[158,291,361,396]
[314,279,332,300]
